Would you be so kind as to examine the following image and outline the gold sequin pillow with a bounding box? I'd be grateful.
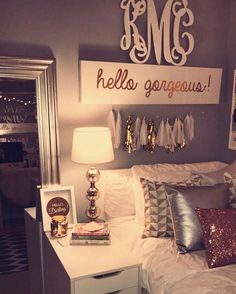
[195,208,236,268]
[224,172,236,208]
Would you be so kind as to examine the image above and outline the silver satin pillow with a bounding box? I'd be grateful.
[165,183,230,254]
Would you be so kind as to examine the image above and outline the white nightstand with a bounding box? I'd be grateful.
[42,225,141,294]
[25,208,45,294]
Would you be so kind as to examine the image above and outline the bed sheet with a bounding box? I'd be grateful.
[109,217,236,294]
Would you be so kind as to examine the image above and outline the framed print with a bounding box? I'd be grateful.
[40,185,77,232]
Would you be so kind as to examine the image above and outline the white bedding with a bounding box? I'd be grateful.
[102,162,236,293]
[109,216,236,294]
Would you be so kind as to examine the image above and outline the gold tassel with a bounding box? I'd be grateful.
[147,119,156,152]
[124,115,135,153]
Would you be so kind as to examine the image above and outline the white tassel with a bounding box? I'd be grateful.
[176,117,185,148]
[140,117,147,147]
[106,110,116,145]
[114,111,122,149]
[173,117,178,141]
[134,116,141,151]
[189,113,194,141]
[164,119,170,151]
[184,114,191,144]
[156,119,165,147]
[163,119,168,151]
[180,119,185,147]
[165,119,175,152]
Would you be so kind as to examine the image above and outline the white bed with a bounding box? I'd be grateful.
[109,216,236,294]
[99,161,236,294]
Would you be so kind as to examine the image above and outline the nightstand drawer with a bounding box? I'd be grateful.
[113,286,139,293]
[74,267,139,294]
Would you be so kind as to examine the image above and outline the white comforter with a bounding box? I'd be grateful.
[109,217,236,294]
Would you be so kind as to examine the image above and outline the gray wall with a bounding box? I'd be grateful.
[220,0,236,162]
[0,0,235,219]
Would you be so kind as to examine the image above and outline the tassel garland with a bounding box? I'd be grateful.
[107,110,195,154]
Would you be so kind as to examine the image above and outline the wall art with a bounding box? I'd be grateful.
[120,0,194,65]
[40,185,77,232]
[80,60,222,104]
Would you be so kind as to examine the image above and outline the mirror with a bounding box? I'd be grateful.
[228,69,236,150]
[0,56,60,186]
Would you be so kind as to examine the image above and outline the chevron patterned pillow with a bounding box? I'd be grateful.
[224,172,236,208]
[140,178,174,238]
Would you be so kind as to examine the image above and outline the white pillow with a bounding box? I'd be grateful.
[154,161,227,172]
[98,169,135,220]
[131,161,228,225]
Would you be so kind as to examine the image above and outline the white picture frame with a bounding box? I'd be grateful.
[40,185,77,232]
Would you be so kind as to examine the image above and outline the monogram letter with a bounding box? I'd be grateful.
[120,0,194,65]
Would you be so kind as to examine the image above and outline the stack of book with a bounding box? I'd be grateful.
[70,221,110,245]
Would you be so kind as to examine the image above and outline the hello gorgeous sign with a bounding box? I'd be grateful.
[80,61,222,104]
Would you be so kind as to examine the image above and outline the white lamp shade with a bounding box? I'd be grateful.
[71,127,114,164]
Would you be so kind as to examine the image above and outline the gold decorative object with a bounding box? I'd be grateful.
[147,119,156,152]
[124,115,135,153]
[50,215,68,238]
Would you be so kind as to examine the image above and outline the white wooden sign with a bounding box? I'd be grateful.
[80,61,222,104]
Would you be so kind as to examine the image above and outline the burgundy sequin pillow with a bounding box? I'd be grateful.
[195,208,236,268]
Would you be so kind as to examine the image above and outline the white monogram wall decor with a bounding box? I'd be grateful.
[80,61,222,104]
[120,0,194,65]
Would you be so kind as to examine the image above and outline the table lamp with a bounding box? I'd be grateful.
[71,127,114,222]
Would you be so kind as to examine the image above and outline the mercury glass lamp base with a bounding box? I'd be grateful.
[85,166,101,221]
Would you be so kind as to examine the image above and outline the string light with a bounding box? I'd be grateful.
[0,94,36,106]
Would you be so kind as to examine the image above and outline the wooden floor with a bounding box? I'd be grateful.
[0,271,30,294]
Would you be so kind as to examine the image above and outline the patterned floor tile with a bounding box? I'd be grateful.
[0,230,28,275]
